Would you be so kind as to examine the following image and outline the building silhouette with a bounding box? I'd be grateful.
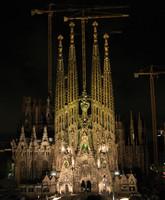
[11,21,148,196]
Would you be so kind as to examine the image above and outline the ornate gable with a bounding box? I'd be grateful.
[29,126,39,150]
[42,175,50,186]
[128,173,137,185]
[18,126,27,150]
[120,174,128,185]
[41,126,50,150]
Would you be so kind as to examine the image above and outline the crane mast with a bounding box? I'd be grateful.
[31,3,54,99]
[134,65,165,166]
[48,4,53,99]
[150,66,158,166]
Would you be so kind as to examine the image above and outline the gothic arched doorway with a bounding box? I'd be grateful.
[87,180,91,192]
[81,180,85,192]
[42,160,49,177]
[65,184,68,193]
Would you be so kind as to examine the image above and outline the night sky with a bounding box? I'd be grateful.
[0,0,165,141]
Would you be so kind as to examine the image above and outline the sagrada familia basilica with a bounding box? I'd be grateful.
[11,21,149,197]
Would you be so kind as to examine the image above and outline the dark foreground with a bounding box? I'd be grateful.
[0,178,164,200]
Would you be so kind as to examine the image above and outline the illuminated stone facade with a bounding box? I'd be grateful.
[11,21,148,196]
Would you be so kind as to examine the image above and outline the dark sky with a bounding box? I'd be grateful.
[0,0,165,141]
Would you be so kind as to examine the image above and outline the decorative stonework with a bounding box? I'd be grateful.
[12,21,148,198]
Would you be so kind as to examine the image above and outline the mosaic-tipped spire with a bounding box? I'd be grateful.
[104,33,109,58]
[69,22,75,45]
[57,35,64,72]
[93,21,98,44]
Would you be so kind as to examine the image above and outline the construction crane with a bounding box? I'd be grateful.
[31,3,129,98]
[64,10,129,92]
[134,65,165,167]
[31,3,54,99]
[0,148,11,152]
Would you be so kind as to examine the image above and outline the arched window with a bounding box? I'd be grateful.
[78,131,80,144]
[30,160,37,180]
[42,161,49,176]
[20,161,26,181]
[64,161,69,168]
[103,162,106,168]
[82,143,88,150]
[83,160,88,164]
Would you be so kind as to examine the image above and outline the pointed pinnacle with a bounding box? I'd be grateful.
[58,35,63,56]
[69,22,75,44]
[21,125,24,133]
[58,35,64,44]
[32,125,35,132]
[138,111,141,121]
[69,21,75,27]
[130,110,133,120]
[104,33,109,40]
[92,21,98,27]
[44,125,47,132]
[93,21,98,43]
[104,33,109,56]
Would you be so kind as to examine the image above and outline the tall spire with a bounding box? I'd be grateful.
[130,110,135,145]
[46,96,51,120]
[55,35,65,135]
[42,126,49,142]
[103,34,114,111]
[91,21,102,103]
[31,125,37,140]
[81,15,86,92]
[57,35,64,72]
[55,35,65,112]
[70,22,75,46]
[67,22,78,104]
[138,112,143,145]
[19,126,26,144]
